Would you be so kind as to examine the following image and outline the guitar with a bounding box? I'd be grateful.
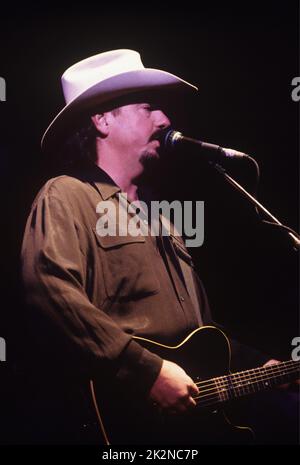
[88,326,299,445]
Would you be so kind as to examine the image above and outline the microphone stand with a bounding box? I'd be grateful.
[212,162,300,252]
[162,128,299,250]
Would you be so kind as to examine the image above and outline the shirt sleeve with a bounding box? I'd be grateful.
[21,185,162,395]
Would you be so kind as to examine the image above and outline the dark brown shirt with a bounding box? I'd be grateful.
[21,165,211,394]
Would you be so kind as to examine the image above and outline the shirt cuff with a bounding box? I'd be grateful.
[115,339,163,397]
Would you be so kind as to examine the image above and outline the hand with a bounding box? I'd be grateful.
[263,359,281,368]
[149,360,199,414]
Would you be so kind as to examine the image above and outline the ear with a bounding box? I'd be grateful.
[91,113,109,137]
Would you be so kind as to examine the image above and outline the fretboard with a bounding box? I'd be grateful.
[195,360,299,409]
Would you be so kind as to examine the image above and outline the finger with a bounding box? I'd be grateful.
[182,394,197,410]
[168,396,196,415]
[189,382,199,396]
[189,396,197,407]
[263,359,280,367]
[172,397,190,414]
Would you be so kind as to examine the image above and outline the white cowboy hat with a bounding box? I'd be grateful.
[41,49,198,151]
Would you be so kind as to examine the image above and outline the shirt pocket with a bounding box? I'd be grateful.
[93,229,160,300]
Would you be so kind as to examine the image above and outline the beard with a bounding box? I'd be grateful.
[134,148,163,189]
[140,148,162,171]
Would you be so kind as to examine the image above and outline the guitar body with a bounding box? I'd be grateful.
[90,326,254,445]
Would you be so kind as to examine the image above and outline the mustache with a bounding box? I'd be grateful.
[149,127,171,142]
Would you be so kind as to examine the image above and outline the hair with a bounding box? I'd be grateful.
[63,118,98,168]
[54,107,123,171]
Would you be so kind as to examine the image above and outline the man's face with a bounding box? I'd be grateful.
[107,102,171,175]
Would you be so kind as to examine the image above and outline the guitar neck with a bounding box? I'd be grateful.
[197,360,299,408]
[229,360,299,398]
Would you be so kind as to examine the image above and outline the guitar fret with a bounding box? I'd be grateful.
[233,372,243,398]
[245,368,255,394]
[260,367,266,390]
[244,370,251,395]
[230,362,299,397]
[214,376,229,403]
[240,369,252,396]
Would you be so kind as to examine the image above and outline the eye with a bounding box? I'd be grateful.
[142,104,152,112]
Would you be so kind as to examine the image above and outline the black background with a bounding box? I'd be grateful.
[0,0,299,445]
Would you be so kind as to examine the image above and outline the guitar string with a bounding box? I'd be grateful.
[194,364,299,395]
[193,372,298,409]
[194,359,299,386]
[194,366,299,400]
[192,365,299,398]
[195,361,299,391]
[194,360,299,391]
[193,369,299,409]
[224,359,298,378]
[194,369,298,399]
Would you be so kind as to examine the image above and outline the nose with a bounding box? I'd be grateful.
[154,110,171,130]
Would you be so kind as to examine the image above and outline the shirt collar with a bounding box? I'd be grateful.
[79,163,121,200]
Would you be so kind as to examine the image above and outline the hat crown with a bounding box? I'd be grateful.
[61,49,144,104]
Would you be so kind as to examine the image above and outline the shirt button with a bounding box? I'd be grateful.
[180,296,185,302]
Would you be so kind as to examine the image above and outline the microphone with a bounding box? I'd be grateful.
[160,128,249,162]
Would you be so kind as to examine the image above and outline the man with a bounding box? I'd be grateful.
[21,49,289,445]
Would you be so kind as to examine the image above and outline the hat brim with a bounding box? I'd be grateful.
[41,68,198,152]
